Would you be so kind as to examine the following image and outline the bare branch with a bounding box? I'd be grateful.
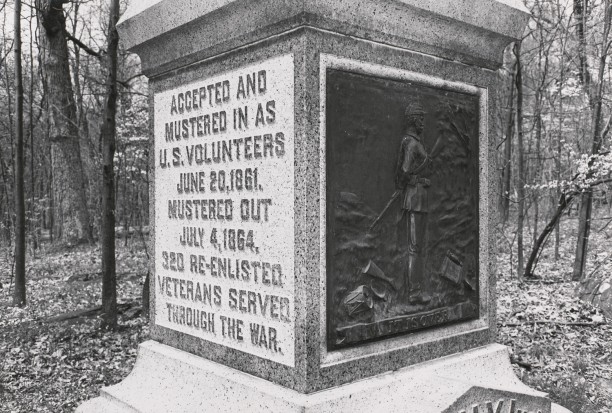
[64,30,104,58]
[117,73,145,88]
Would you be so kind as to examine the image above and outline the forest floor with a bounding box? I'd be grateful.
[497,211,612,413]
[0,215,611,412]
[0,240,150,412]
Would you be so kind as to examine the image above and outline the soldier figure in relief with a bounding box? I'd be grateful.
[395,103,432,300]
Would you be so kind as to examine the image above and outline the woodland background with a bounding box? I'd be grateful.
[1,0,612,412]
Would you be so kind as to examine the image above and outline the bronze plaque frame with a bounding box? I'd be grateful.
[323,64,482,351]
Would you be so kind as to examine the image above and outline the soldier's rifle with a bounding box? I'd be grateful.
[368,134,445,231]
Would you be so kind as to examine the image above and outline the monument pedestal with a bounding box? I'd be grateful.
[78,341,569,413]
[77,1,572,412]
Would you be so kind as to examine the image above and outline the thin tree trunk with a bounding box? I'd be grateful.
[532,87,545,251]
[555,0,568,260]
[526,193,577,277]
[4,36,15,245]
[48,144,53,243]
[13,0,26,308]
[72,3,83,131]
[100,0,121,330]
[502,58,516,224]
[123,149,129,247]
[575,0,591,89]
[29,7,37,252]
[514,42,526,279]
[531,3,551,254]
[572,0,591,281]
[532,93,542,250]
[0,145,11,243]
[573,193,593,280]
[572,0,611,281]
[555,45,565,260]
[533,197,539,249]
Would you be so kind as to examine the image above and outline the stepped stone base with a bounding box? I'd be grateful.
[76,341,571,413]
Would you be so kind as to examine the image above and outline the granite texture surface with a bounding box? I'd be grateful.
[147,34,309,391]
[117,0,529,76]
[153,54,298,366]
[76,341,564,413]
[119,0,528,48]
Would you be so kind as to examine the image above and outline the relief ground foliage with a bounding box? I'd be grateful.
[0,218,611,412]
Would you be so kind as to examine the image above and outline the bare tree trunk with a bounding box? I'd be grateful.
[71,3,84,132]
[100,0,121,330]
[0,145,11,243]
[514,42,526,279]
[573,193,593,280]
[29,6,37,252]
[533,196,539,250]
[532,97,542,250]
[572,0,591,281]
[36,0,93,245]
[572,0,611,281]
[13,0,26,308]
[3,33,15,246]
[575,0,591,89]
[532,39,548,254]
[501,57,516,224]
[48,144,53,243]
[555,39,565,260]
[70,2,96,235]
[123,149,129,247]
[526,193,577,276]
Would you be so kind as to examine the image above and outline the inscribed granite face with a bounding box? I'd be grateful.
[153,54,296,366]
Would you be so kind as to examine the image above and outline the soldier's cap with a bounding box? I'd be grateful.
[405,103,425,117]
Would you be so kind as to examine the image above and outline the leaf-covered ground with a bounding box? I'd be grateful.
[0,242,150,413]
[497,213,612,413]
[1,214,612,413]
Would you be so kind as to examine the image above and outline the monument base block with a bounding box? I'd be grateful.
[76,341,571,413]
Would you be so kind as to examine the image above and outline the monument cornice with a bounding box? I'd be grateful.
[118,0,529,76]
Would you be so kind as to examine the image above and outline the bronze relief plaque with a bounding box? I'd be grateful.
[326,69,480,350]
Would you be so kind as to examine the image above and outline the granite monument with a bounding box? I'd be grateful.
[76,1,571,412]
